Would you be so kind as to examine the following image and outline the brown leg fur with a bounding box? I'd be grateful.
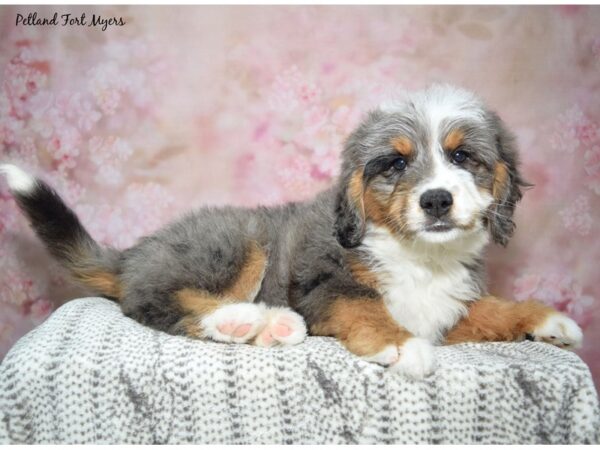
[173,288,234,338]
[444,295,555,344]
[311,297,412,357]
[223,240,267,301]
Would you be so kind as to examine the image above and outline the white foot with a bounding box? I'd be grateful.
[201,303,267,344]
[254,307,307,347]
[389,337,435,379]
[361,345,399,366]
[531,313,583,349]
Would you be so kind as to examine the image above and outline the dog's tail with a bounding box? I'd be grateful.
[1,164,123,300]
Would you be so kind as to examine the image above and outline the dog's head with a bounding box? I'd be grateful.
[334,84,527,249]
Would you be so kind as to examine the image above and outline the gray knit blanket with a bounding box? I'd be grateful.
[0,297,598,444]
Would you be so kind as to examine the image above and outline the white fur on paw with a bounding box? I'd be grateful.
[362,345,399,366]
[0,164,36,193]
[201,303,267,344]
[254,307,307,347]
[389,337,435,379]
[532,313,583,349]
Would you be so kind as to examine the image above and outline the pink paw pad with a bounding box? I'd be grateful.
[254,309,307,347]
[201,303,266,343]
[217,322,252,338]
[273,323,292,337]
[256,328,275,346]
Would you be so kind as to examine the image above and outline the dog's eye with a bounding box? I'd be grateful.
[392,157,407,171]
[451,149,469,164]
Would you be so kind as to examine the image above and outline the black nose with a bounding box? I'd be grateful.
[419,189,453,218]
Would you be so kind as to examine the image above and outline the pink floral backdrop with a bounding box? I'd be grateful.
[1,5,599,388]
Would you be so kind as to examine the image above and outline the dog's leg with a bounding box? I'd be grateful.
[172,240,269,343]
[444,295,583,349]
[173,241,307,345]
[311,297,435,379]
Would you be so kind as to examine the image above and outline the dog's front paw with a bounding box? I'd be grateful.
[530,313,583,349]
[389,337,435,379]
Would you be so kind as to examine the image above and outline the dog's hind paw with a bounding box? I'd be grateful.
[201,303,267,344]
[254,307,307,347]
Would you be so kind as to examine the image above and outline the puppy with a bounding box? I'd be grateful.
[0,84,582,379]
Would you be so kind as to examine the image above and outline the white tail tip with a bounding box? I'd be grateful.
[0,164,37,193]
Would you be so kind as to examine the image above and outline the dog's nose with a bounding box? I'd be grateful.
[419,189,453,218]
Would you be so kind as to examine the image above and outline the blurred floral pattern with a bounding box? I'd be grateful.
[0,5,599,388]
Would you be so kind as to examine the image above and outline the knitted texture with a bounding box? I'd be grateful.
[1,298,598,444]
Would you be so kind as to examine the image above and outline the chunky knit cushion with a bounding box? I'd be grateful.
[1,297,598,444]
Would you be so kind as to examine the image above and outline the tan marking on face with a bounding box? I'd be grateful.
[224,241,267,301]
[76,270,122,299]
[363,186,389,226]
[444,295,555,344]
[311,297,411,357]
[443,129,465,151]
[362,182,414,238]
[387,188,412,236]
[352,167,412,238]
[390,136,413,157]
[492,162,509,199]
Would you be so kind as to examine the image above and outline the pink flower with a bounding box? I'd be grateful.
[513,274,542,300]
[548,105,592,154]
[43,173,85,205]
[330,104,361,133]
[312,150,341,180]
[275,151,318,199]
[584,144,600,178]
[88,136,133,185]
[558,195,593,236]
[584,143,600,194]
[95,89,121,116]
[0,322,15,346]
[29,298,53,319]
[513,271,595,327]
[0,269,46,309]
[268,66,322,113]
[47,126,82,171]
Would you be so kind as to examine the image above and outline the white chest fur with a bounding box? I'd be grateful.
[361,225,488,343]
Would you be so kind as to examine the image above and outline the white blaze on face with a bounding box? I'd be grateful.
[380,84,495,243]
[403,88,493,242]
[406,143,493,241]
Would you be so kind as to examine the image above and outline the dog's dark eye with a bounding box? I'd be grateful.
[451,149,469,164]
[392,157,407,171]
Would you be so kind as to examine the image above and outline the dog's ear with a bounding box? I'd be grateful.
[334,110,385,248]
[334,167,366,248]
[487,112,531,246]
